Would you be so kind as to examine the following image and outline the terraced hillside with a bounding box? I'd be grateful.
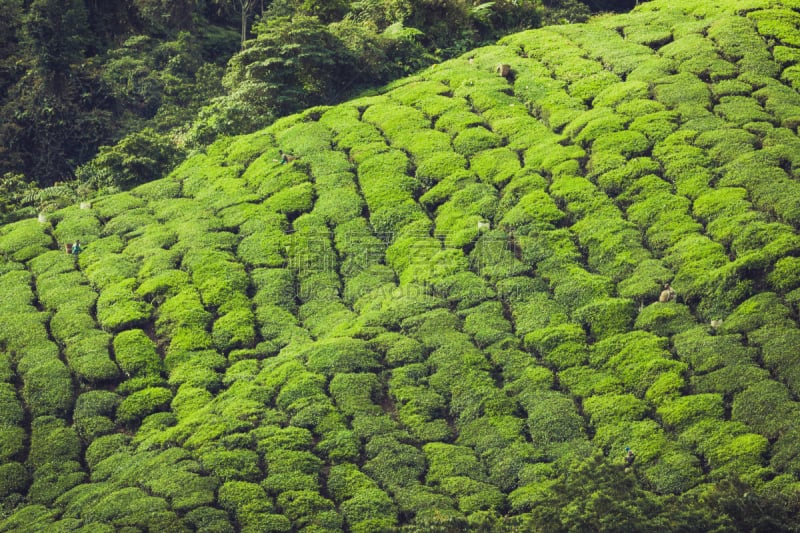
[2,0,800,530]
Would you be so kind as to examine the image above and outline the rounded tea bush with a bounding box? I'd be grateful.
[116,387,173,426]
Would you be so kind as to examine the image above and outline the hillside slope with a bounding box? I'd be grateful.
[2,0,800,530]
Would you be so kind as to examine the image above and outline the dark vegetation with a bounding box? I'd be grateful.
[2,0,800,530]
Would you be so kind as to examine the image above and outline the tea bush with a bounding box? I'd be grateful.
[116,387,173,426]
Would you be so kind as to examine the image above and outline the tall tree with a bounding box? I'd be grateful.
[215,0,261,47]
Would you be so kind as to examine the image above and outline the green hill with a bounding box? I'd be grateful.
[2,0,800,530]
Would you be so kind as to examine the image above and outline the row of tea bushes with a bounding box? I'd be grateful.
[0,223,92,509]
[0,265,34,503]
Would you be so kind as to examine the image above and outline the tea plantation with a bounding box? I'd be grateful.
[2,0,800,530]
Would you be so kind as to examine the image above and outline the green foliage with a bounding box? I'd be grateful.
[657,394,725,431]
[0,461,28,499]
[96,278,152,332]
[74,390,121,441]
[5,1,800,530]
[673,327,757,373]
[731,381,800,439]
[23,359,74,418]
[522,390,585,454]
[213,305,256,352]
[116,387,173,426]
[113,329,162,378]
[28,416,82,470]
[302,337,380,377]
[634,302,697,337]
[584,394,649,425]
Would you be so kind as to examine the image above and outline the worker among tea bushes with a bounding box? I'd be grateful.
[658,283,676,303]
[625,447,635,467]
[71,240,83,256]
[274,150,297,164]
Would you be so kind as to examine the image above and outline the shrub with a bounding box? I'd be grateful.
[303,337,381,377]
[276,490,340,531]
[85,437,132,474]
[200,449,261,482]
[213,307,257,352]
[0,383,23,427]
[550,266,614,312]
[617,259,674,303]
[715,95,776,126]
[524,323,588,369]
[569,71,621,104]
[0,462,28,498]
[218,480,272,516]
[251,268,296,311]
[583,394,649,425]
[182,249,249,308]
[749,326,800,394]
[363,436,426,489]
[499,190,565,230]
[560,365,623,397]
[0,426,25,463]
[720,292,793,334]
[28,416,82,469]
[27,460,86,506]
[573,298,636,340]
[83,252,139,290]
[329,373,382,418]
[64,330,121,383]
[156,288,213,336]
[456,415,530,466]
[768,256,800,293]
[48,310,93,350]
[424,443,485,485]
[96,279,152,332]
[113,329,162,378]
[169,361,223,393]
[643,451,702,494]
[52,212,102,249]
[23,359,74,418]
[420,170,477,210]
[628,111,680,143]
[0,219,52,256]
[116,387,173,426]
[566,108,627,144]
[369,332,425,367]
[262,182,314,217]
[690,364,769,396]
[74,390,121,439]
[101,209,158,240]
[634,302,697,337]
[673,327,757,373]
[461,301,513,347]
[657,394,724,431]
[731,380,799,439]
[183,506,235,533]
[522,390,585,450]
[592,130,651,158]
[653,72,711,109]
[452,127,502,157]
[340,488,397,529]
